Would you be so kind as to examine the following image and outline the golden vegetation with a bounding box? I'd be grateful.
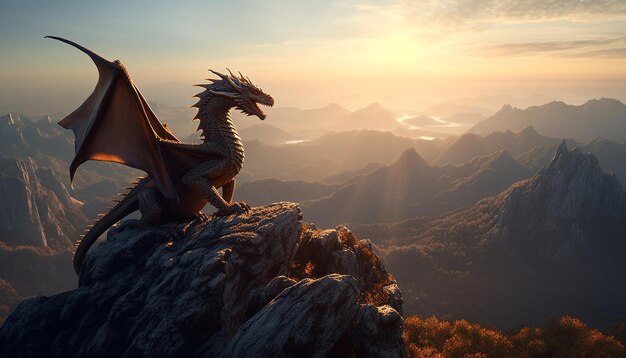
[404,315,626,358]
[337,227,395,306]
[290,226,397,307]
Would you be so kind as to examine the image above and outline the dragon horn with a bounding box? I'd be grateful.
[209,69,228,79]
[226,68,242,90]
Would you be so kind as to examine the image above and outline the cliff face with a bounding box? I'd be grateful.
[0,156,85,251]
[0,203,404,357]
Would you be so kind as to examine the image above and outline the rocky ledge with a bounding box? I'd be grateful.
[0,202,404,357]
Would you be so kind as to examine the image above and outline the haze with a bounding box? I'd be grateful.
[1,0,626,116]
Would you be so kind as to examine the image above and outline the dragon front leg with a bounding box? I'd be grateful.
[222,179,236,204]
[182,161,249,216]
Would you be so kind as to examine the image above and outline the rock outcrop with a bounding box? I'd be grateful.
[0,203,404,357]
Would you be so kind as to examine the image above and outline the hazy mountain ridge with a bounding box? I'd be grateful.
[469,98,626,142]
[241,130,435,181]
[301,148,531,226]
[435,126,561,165]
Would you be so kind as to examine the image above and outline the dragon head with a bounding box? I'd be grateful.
[203,69,274,120]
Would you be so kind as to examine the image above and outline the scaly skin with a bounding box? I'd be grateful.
[73,72,274,275]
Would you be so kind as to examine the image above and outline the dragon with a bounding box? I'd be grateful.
[46,36,274,275]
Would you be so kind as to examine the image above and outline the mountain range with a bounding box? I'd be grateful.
[469,98,626,142]
[299,148,531,226]
[434,126,559,165]
[352,143,626,328]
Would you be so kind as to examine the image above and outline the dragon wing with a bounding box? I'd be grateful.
[47,36,178,199]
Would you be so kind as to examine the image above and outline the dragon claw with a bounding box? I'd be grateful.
[213,202,251,217]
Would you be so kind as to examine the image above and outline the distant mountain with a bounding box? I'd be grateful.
[238,123,297,145]
[341,103,398,131]
[435,151,531,210]
[402,115,440,127]
[426,95,558,116]
[0,157,85,251]
[0,113,73,162]
[468,98,626,142]
[435,126,559,165]
[0,112,142,216]
[353,143,626,328]
[241,130,431,181]
[579,138,626,186]
[515,144,560,171]
[302,148,531,226]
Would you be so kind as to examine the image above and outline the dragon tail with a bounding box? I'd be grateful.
[73,177,147,275]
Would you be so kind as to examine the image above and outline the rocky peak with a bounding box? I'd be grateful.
[516,125,540,139]
[394,148,428,168]
[582,97,626,112]
[495,143,626,261]
[545,140,591,177]
[1,113,30,127]
[480,150,518,171]
[0,203,404,357]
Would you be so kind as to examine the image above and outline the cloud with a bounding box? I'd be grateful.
[401,0,626,27]
[566,47,626,59]
[478,37,626,56]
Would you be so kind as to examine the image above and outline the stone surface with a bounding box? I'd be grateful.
[0,203,404,357]
[223,274,359,357]
[352,304,405,358]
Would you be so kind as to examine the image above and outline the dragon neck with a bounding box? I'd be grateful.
[197,96,244,170]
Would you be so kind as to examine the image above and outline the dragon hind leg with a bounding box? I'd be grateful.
[138,188,163,223]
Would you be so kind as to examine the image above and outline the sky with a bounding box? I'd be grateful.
[1,0,626,115]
